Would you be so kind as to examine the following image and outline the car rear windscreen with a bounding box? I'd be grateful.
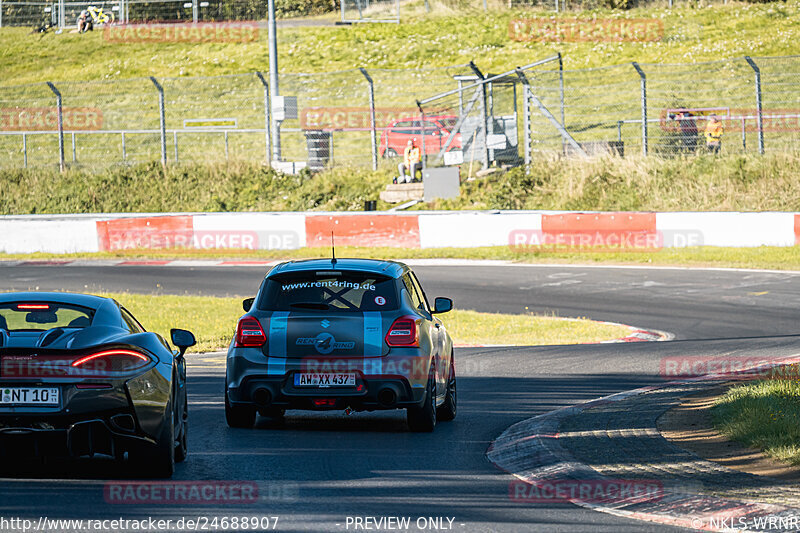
[0,302,95,331]
[258,271,399,312]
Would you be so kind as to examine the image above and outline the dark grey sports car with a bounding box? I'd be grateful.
[225,258,456,432]
[0,292,195,477]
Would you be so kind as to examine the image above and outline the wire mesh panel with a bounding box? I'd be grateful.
[341,0,399,23]
[0,82,69,169]
[280,70,371,169]
[1,0,57,28]
[750,55,800,153]
[160,73,267,164]
[55,77,161,167]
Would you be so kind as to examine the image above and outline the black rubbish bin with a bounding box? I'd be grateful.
[304,130,331,171]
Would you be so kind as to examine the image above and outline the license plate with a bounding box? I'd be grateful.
[0,387,59,406]
[293,373,356,388]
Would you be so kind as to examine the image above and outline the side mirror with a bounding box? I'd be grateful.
[170,328,196,357]
[242,297,255,312]
[432,297,453,314]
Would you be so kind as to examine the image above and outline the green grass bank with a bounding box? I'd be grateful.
[2,153,800,214]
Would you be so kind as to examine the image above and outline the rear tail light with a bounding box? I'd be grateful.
[385,316,420,347]
[71,349,151,374]
[235,317,267,347]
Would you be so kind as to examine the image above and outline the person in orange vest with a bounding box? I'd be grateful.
[704,114,724,154]
[395,139,421,184]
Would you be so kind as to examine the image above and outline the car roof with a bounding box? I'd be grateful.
[266,258,408,279]
[0,292,112,310]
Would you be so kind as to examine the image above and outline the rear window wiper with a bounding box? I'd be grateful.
[289,302,330,310]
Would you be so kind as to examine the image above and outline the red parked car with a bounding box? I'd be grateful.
[379,115,462,158]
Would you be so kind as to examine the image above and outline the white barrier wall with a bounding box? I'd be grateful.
[0,211,797,254]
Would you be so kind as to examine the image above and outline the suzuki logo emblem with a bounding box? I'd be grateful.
[321,319,330,328]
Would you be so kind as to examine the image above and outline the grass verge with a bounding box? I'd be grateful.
[97,291,631,351]
[6,245,800,272]
[712,377,800,466]
[3,153,800,214]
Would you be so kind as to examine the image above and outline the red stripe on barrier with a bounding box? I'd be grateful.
[540,212,658,251]
[305,215,421,248]
[794,214,800,245]
[96,216,194,251]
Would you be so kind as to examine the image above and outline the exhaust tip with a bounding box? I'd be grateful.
[253,388,272,407]
[377,387,398,408]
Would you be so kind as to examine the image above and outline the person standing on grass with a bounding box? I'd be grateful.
[705,114,724,154]
[396,138,421,184]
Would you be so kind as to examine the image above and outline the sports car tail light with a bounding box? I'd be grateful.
[71,349,152,374]
[385,316,420,347]
[235,317,267,347]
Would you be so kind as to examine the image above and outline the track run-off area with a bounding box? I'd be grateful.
[1,261,799,532]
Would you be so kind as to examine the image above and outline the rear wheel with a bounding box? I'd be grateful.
[385,148,398,158]
[130,398,175,478]
[225,391,256,428]
[437,356,457,422]
[407,366,437,432]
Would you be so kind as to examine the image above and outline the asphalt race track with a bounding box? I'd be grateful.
[2,262,800,532]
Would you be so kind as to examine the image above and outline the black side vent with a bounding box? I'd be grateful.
[39,328,64,347]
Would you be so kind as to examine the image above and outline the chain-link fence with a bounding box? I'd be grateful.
[1,55,799,172]
[341,0,398,23]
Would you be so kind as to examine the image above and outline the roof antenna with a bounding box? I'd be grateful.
[331,231,337,266]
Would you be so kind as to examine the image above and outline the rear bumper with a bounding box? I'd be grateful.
[0,365,172,458]
[0,414,154,459]
[226,347,432,412]
[227,373,425,412]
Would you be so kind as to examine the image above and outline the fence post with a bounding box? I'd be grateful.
[416,101,426,171]
[22,133,27,168]
[46,81,65,171]
[744,56,764,155]
[57,0,64,31]
[121,132,126,161]
[469,61,490,170]
[149,76,167,166]
[71,132,76,162]
[517,72,532,166]
[192,0,198,22]
[255,72,272,166]
[359,68,378,171]
[632,62,647,156]
[1,0,3,28]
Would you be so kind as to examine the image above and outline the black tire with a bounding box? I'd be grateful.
[130,398,175,478]
[225,391,255,428]
[437,356,456,422]
[174,420,188,463]
[407,366,437,432]
[385,148,398,158]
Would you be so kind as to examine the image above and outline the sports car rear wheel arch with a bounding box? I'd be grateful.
[407,364,437,432]
[437,353,456,422]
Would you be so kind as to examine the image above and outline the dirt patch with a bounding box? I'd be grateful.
[657,382,800,482]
